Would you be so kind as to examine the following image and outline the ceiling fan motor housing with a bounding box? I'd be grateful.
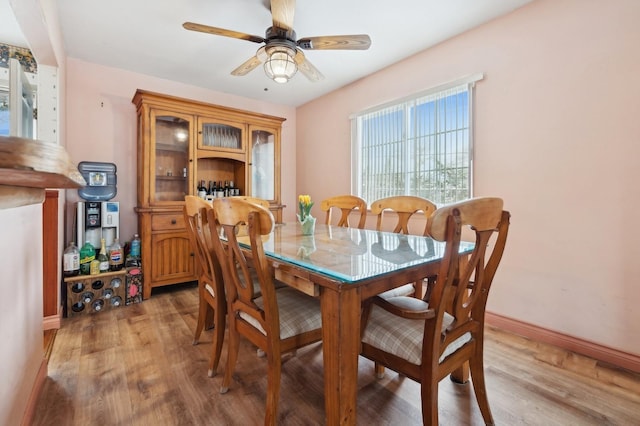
[266,26,297,44]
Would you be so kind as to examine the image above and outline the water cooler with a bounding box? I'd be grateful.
[76,201,120,249]
[75,161,120,249]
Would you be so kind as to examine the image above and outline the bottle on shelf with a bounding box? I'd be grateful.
[90,259,100,275]
[98,238,109,273]
[224,180,230,197]
[111,296,123,307]
[216,180,224,198]
[126,233,142,267]
[229,180,239,196]
[109,238,124,271]
[208,180,215,196]
[198,180,207,198]
[79,241,96,275]
[63,241,80,277]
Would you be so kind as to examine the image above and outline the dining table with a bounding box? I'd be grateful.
[238,221,474,425]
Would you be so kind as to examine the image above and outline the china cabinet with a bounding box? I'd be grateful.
[132,90,285,298]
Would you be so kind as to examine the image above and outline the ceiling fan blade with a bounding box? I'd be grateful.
[294,50,324,82]
[183,22,265,44]
[297,34,371,50]
[270,0,296,31]
[231,55,263,76]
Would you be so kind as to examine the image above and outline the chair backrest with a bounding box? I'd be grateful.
[229,195,270,210]
[320,194,367,228]
[184,195,223,297]
[425,197,510,361]
[370,195,437,235]
[209,198,276,330]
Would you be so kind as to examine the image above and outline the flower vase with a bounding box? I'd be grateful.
[298,215,316,236]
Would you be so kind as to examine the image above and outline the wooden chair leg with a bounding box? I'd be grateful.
[193,295,208,345]
[374,362,385,379]
[469,351,494,425]
[220,323,240,394]
[450,361,470,384]
[421,373,439,426]
[207,304,226,377]
[264,350,282,426]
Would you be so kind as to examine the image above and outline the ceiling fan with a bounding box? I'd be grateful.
[183,0,371,83]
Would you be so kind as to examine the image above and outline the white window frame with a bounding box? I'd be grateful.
[351,73,483,205]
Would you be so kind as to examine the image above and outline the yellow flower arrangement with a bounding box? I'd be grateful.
[297,194,314,222]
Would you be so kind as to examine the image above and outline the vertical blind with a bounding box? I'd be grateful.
[351,75,482,205]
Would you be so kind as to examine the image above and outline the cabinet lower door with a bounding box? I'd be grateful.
[148,232,195,292]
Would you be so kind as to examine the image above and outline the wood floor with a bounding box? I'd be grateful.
[33,283,640,425]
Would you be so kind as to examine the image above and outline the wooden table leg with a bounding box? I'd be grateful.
[320,286,360,425]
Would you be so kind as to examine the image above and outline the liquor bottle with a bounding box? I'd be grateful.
[79,241,96,275]
[98,238,109,273]
[208,180,214,195]
[109,238,124,271]
[63,241,80,277]
[92,299,105,312]
[224,180,230,197]
[111,296,123,307]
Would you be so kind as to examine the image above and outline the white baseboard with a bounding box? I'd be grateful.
[486,311,640,373]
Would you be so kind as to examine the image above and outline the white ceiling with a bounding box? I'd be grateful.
[2,0,533,107]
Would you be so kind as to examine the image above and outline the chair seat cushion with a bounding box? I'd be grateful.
[378,283,415,299]
[362,296,471,365]
[240,287,322,340]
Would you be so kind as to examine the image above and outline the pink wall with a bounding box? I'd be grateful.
[297,0,640,356]
[63,59,298,245]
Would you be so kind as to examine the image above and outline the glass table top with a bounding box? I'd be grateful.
[238,222,474,284]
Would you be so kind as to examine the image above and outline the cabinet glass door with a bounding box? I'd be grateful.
[199,120,243,151]
[250,128,276,201]
[152,113,190,202]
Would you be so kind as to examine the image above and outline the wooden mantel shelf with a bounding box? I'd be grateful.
[0,136,86,209]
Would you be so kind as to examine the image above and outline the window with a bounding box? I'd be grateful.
[351,74,482,205]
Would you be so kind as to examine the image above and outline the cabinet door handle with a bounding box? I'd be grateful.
[171,219,177,224]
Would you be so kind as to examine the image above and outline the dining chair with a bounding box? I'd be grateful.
[183,195,226,377]
[320,194,367,228]
[370,195,437,299]
[360,197,510,425]
[209,198,323,425]
[229,195,270,209]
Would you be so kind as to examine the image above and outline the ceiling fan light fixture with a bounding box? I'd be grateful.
[263,46,297,84]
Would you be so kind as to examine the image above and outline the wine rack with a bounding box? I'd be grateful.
[64,270,128,317]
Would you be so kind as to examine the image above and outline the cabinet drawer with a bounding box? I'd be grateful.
[151,213,185,231]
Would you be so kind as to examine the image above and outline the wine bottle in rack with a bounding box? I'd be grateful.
[82,291,94,304]
[92,299,105,312]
